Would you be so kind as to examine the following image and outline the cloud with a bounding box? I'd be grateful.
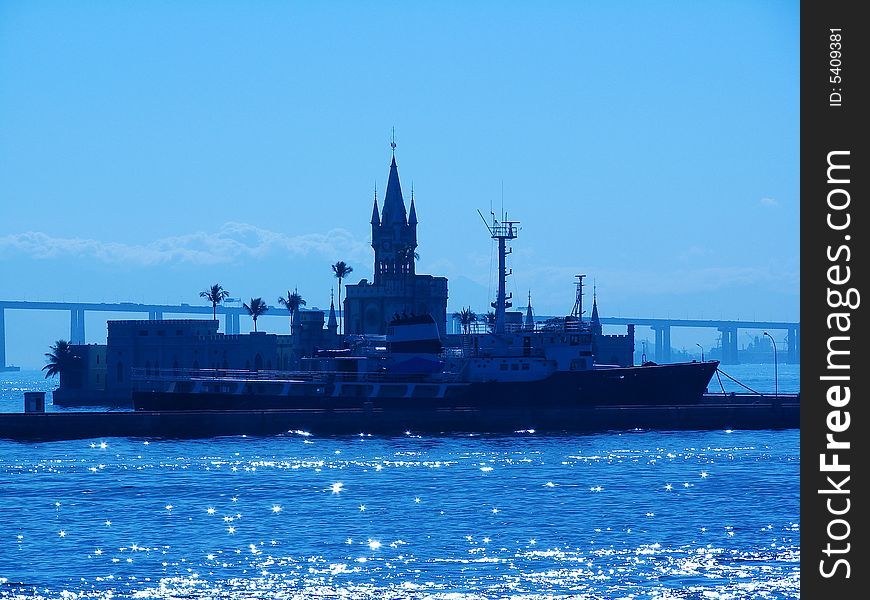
[0,223,372,267]
[759,197,780,207]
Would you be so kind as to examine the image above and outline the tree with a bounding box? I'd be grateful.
[243,297,269,332]
[278,288,306,333]
[200,283,230,321]
[484,311,497,333]
[331,261,354,336]
[452,306,478,335]
[42,340,81,389]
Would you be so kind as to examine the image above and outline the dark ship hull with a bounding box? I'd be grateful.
[132,360,719,413]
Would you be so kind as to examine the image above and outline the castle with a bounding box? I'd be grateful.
[51,144,634,407]
[343,148,449,337]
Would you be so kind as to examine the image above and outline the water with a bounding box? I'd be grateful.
[1,368,800,598]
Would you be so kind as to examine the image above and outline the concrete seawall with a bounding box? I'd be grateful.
[0,397,798,441]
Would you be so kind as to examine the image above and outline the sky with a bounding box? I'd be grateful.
[0,1,799,368]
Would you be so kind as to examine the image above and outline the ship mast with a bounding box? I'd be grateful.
[571,274,586,320]
[479,210,519,334]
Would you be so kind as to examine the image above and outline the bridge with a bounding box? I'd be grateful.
[0,300,798,367]
[596,316,799,364]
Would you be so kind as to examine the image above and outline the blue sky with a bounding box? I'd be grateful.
[0,1,799,368]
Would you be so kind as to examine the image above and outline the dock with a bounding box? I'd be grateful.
[0,393,798,441]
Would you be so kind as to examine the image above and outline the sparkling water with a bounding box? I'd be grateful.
[0,368,799,598]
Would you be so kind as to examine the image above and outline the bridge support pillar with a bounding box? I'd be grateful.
[0,308,6,368]
[652,325,671,363]
[718,326,739,364]
[787,325,800,363]
[69,309,86,345]
[663,326,671,363]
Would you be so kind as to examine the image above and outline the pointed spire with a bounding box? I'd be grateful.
[327,289,338,331]
[524,290,534,330]
[371,182,380,226]
[381,145,407,225]
[409,183,417,225]
[590,283,601,334]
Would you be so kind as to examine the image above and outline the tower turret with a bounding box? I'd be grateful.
[524,290,535,331]
[370,184,380,226]
[327,290,338,334]
[591,285,602,336]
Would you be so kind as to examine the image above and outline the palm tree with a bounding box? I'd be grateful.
[200,283,230,321]
[484,311,497,333]
[278,288,306,333]
[243,297,269,332]
[452,306,478,335]
[42,340,81,389]
[331,261,353,335]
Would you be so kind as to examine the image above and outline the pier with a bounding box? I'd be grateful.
[0,393,798,441]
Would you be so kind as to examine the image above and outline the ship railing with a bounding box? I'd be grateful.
[131,367,463,385]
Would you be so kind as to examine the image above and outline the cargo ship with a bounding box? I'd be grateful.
[131,214,720,415]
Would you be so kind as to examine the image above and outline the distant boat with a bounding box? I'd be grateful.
[1,365,21,373]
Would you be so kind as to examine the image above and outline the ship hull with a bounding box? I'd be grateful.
[132,361,719,413]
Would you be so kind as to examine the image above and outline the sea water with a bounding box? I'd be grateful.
[0,367,800,598]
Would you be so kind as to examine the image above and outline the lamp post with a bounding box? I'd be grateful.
[763,331,778,397]
[695,343,704,362]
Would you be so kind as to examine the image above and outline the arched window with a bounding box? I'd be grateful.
[145,361,151,377]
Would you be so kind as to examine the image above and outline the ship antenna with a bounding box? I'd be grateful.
[478,208,519,334]
[571,274,587,319]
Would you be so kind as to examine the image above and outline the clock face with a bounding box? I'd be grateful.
[382,241,392,251]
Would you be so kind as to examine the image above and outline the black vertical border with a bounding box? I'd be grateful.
[801,1,868,596]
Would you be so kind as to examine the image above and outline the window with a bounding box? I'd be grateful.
[117,362,124,383]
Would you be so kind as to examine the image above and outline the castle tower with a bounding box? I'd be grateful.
[591,285,602,336]
[327,290,338,334]
[344,138,448,337]
[372,151,417,281]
